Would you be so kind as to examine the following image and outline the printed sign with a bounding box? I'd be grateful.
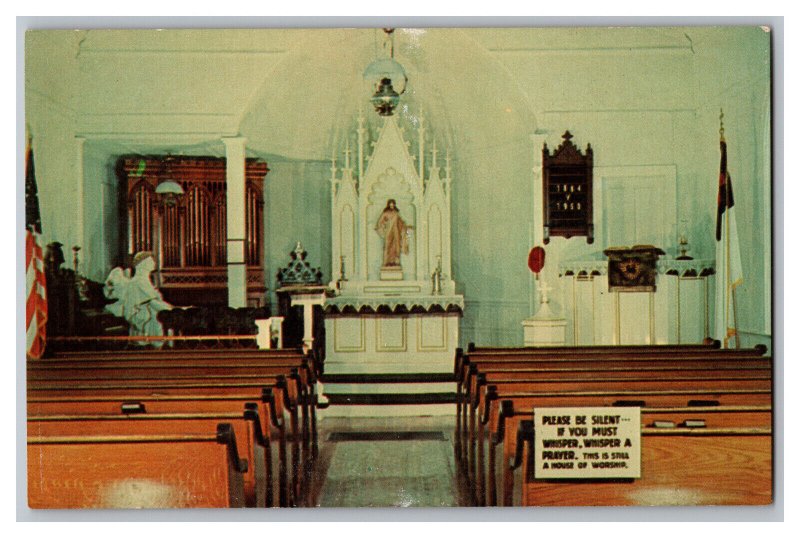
[533,407,641,479]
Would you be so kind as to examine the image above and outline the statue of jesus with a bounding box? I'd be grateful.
[375,199,413,267]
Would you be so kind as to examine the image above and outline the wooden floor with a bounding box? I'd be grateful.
[309,415,469,507]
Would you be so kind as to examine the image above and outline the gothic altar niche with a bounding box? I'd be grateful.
[325,110,464,373]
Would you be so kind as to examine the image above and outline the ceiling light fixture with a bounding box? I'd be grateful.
[364,28,407,116]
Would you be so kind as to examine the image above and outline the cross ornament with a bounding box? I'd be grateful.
[538,279,552,305]
[344,143,352,169]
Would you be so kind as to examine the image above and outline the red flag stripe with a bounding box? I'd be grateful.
[25,231,34,268]
[25,228,47,359]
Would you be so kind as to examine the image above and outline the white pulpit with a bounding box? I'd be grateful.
[325,111,464,374]
[558,258,714,345]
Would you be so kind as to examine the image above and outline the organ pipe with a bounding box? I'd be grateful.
[120,156,268,305]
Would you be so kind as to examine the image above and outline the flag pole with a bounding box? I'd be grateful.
[720,109,740,349]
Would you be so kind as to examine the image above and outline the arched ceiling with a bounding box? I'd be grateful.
[60,28,548,161]
[239,28,539,162]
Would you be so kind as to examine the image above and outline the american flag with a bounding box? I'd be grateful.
[25,138,47,359]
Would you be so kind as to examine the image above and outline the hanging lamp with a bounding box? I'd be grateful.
[363,28,407,116]
[155,155,184,206]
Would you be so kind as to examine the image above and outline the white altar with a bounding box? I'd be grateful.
[324,111,464,374]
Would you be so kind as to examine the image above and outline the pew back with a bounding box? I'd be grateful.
[27,426,248,509]
[28,412,269,507]
[518,426,771,505]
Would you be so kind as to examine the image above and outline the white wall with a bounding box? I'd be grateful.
[24,27,772,348]
[25,31,81,257]
[264,159,331,303]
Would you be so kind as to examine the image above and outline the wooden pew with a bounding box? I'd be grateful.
[28,364,313,384]
[466,382,771,505]
[27,361,311,381]
[29,390,288,506]
[460,363,770,463]
[27,379,311,507]
[28,409,272,507]
[457,348,769,392]
[44,347,321,375]
[455,350,771,453]
[459,362,771,430]
[40,348,323,386]
[27,389,294,507]
[48,348,305,359]
[454,342,764,377]
[459,342,722,370]
[453,343,772,506]
[458,360,771,475]
[27,368,307,433]
[28,346,319,507]
[28,424,249,508]
[511,420,771,506]
[465,341,721,353]
[27,356,312,371]
[492,403,772,506]
[28,353,318,461]
[26,375,307,443]
[474,384,773,452]
[463,368,771,415]
[455,351,769,435]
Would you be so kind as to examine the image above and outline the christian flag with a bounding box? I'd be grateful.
[25,138,47,359]
[714,135,743,349]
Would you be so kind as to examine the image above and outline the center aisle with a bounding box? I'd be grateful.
[310,416,468,507]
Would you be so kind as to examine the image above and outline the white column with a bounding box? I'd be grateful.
[223,136,248,308]
[330,152,340,282]
[444,149,453,279]
[357,111,365,181]
[417,114,425,184]
[75,137,86,255]
[529,130,549,317]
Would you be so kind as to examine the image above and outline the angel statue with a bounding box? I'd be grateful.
[104,251,172,344]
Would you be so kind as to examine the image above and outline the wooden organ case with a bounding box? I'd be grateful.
[118,156,269,307]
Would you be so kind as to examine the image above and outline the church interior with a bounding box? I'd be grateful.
[23,26,775,510]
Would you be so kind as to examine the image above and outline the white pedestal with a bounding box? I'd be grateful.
[379,266,404,280]
[522,317,567,347]
[255,317,284,349]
